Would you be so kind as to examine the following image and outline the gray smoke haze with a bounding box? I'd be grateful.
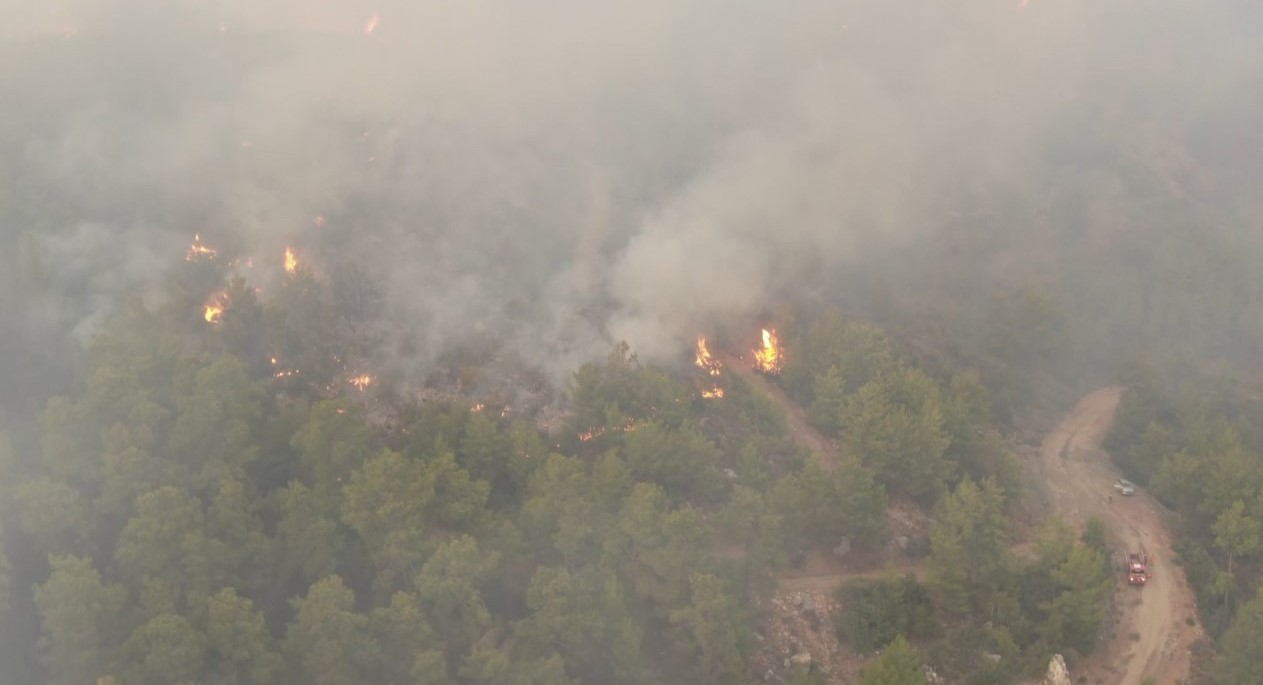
[1,0,1260,389]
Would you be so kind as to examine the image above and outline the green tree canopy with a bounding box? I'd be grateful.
[291,399,372,492]
[607,483,712,612]
[341,448,436,593]
[284,575,378,685]
[620,420,722,503]
[12,476,92,554]
[929,478,1009,615]
[276,480,345,587]
[205,588,282,685]
[1041,546,1112,653]
[415,536,498,666]
[33,555,125,685]
[858,634,923,685]
[668,573,747,685]
[114,486,216,616]
[208,478,273,595]
[1212,500,1261,575]
[459,411,522,506]
[1216,586,1263,685]
[519,453,599,566]
[368,590,445,685]
[118,613,205,685]
[845,367,953,503]
[167,355,263,489]
[516,566,649,685]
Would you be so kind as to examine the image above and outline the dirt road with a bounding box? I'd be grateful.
[739,376,1203,682]
[1037,387,1202,685]
[717,351,839,470]
[723,353,1205,684]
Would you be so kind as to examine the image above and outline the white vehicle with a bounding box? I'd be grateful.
[1113,479,1136,496]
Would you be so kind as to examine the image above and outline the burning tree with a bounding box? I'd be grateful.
[695,336,722,376]
[695,335,725,399]
[203,292,228,323]
[186,233,216,262]
[753,328,781,375]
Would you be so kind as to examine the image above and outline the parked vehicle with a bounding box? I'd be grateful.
[1114,479,1136,496]
[1123,549,1150,586]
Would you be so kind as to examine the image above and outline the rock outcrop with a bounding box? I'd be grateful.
[1044,654,1071,685]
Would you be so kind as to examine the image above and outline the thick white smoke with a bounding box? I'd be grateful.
[1,0,1258,385]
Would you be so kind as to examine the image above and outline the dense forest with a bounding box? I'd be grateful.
[0,254,1113,684]
[4,2,1263,684]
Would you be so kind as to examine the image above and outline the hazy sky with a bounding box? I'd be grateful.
[1,0,1259,386]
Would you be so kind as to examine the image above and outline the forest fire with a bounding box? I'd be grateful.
[284,247,298,274]
[186,233,216,261]
[349,374,374,391]
[694,336,722,376]
[753,328,782,374]
[702,387,725,399]
[578,418,638,442]
[203,292,228,323]
[364,12,380,34]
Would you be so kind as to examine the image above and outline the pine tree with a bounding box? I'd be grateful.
[859,635,923,685]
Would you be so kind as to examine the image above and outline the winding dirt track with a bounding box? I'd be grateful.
[729,367,1203,682]
[1036,387,1202,685]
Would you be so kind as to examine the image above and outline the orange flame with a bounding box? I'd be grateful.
[349,374,374,391]
[695,336,722,376]
[702,387,724,399]
[471,403,486,413]
[753,328,781,374]
[186,233,216,261]
[364,12,379,34]
[284,247,298,274]
[203,292,228,323]
[578,427,604,442]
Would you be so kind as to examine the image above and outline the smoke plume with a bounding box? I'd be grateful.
[1,0,1259,389]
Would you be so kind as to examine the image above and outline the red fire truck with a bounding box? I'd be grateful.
[1124,548,1151,586]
